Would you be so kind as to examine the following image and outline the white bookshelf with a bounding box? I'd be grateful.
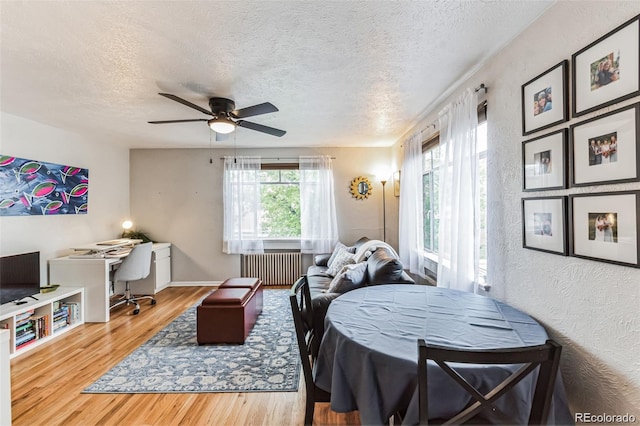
[0,329,10,425]
[0,287,84,359]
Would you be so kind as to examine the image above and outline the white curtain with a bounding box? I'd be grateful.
[299,155,339,254]
[398,131,425,276]
[222,156,264,254]
[437,88,479,293]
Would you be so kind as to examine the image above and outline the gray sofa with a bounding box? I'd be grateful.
[306,237,415,347]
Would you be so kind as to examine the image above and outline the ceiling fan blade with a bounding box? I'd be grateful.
[158,93,213,116]
[231,102,278,119]
[236,120,286,137]
[148,119,208,124]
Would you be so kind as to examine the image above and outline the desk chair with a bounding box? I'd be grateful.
[110,242,155,315]
[418,339,561,425]
[289,275,331,426]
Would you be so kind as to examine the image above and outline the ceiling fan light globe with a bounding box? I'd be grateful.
[208,118,236,134]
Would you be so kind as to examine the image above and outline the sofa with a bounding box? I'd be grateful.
[306,237,415,347]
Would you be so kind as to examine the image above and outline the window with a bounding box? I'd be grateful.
[259,165,300,238]
[422,112,488,281]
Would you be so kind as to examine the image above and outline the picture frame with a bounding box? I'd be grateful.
[522,129,567,191]
[521,60,569,136]
[569,102,639,187]
[572,14,640,117]
[522,196,568,255]
[393,170,400,197]
[569,191,640,268]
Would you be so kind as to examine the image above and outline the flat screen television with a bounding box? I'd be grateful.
[0,251,41,305]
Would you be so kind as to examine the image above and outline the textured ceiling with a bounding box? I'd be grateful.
[1,1,553,149]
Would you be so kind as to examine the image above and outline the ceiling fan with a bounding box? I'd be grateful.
[148,93,286,137]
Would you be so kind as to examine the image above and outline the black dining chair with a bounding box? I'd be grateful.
[417,339,562,425]
[290,275,331,426]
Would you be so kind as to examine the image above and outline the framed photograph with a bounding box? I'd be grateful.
[522,129,567,191]
[572,14,640,117]
[521,60,569,136]
[569,191,640,267]
[393,170,400,197]
[522,196,567,255]
[570,102,639,186]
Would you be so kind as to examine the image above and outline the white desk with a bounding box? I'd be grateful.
[48,243,171,323]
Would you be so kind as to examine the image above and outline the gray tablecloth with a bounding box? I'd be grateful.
[314,284,573,425]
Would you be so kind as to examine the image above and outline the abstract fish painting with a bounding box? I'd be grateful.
[0,155,89,216]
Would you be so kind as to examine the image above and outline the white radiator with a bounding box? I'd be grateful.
[242,252,302,286]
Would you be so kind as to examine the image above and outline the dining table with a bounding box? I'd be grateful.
[313,284,574,425]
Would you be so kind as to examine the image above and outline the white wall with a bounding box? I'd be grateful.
[398,2,640,415]
[129,146,398,282]
[0,113,130,284]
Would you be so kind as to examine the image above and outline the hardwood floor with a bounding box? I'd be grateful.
[9,286,360,426]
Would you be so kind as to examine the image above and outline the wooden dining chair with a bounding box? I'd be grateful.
[417,339,562,425]
[290,275,331,426]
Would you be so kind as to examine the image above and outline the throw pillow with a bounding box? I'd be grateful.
[328,262,368,294]
[327,242,356,267]
[326,248,355,276]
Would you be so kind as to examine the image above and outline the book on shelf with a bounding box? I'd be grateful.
[62,302,80,324]
[53,311,69,322]
[16,331,36,346]
[53,317,69,331]
[15,309,35,322]
[16,328,35,339]
[31,315,49,339]
[15,322,34,333]
[16,337,37,350]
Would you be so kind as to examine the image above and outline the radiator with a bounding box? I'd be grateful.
[241,252,302,286]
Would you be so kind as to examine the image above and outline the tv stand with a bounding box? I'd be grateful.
[0,287,84,358]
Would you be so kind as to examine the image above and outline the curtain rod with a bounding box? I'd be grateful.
[219,156,336,160]
[420,83,488,133]
[475,83,487,93]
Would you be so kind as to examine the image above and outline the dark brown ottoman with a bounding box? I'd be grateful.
[196,285,261,344]
[219,277,263,314]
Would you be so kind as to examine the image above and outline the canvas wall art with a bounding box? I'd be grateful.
[0,155,89,216]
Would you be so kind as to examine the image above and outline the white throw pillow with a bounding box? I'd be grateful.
[326,249,355,277]
[327,242,356,267]
[328,262,368,293]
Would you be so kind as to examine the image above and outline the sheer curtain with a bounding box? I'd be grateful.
[398,131,425,276]
[299,155,339,254]
[222,156,264,254]
[437,88,479,293]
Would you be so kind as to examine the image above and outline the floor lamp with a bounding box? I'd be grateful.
[380,179,387,242]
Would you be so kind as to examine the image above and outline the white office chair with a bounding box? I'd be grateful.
[110,242,155,315]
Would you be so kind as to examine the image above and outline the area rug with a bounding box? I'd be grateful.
[83,289,300,393]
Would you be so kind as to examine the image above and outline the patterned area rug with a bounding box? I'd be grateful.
[83,289,300,393]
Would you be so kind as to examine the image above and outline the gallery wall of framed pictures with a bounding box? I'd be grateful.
[520,13,640,269]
